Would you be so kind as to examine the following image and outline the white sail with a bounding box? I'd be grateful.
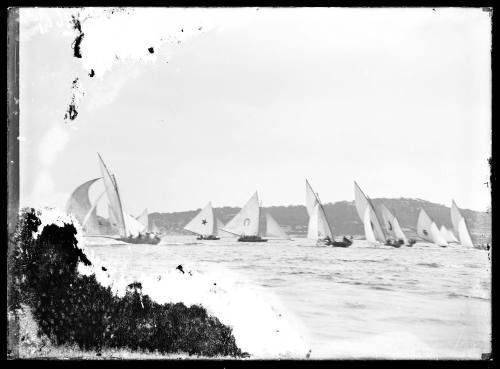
[363,207,377,243]
[354,182,386,243]
[136,208,149,230]
[307,202,320,240]
[440,225,459,244]
[417,209,448,246]
[380,204,408,244]
[265,212,288,238]
[305,180,318,216]
[124,212,147,236]
[450,200,474,247]
[98,153,127,237]
[222,192,260,236]
[65,178,102,234]
[215,218,228,237]
[184,202,216,237]
[305,180,334,241]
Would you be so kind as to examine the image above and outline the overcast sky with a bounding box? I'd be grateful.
[19,7,491,215]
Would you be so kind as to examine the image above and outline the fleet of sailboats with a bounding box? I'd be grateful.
[66,157,487,249]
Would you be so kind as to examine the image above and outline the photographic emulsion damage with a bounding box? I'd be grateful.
[6,7,492,361]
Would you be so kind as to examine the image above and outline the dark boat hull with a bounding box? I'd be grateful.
[117,236,161,245]
[238,236,268,242]
[319,237,353,247]
[197,235,220,240]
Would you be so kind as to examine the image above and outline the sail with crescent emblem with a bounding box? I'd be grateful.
[221,192,260,236]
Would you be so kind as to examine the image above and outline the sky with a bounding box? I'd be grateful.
[18,7,492,215]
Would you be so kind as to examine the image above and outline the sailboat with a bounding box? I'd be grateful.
[439,225,459,244]
[183,202,221,240]
[450,200,475,248]
[264,211,291,239]
[306,180,352,247]
[353,181,393,246]
[221,191,267,242]
[379,204,416,246]
[416,209,448,247]
[66,154,161,245]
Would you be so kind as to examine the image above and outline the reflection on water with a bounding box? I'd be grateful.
[87,236,491,359]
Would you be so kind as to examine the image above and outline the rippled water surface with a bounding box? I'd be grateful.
[88,236,491,359]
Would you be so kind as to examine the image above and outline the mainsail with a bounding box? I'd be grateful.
[136,208,149,230]
[222,192,261,236]
[305,180,334,241]
[450,200,474,247]
[417,209,448,246]
[354,181,386,243]
[184,202,217,237]
[65,177,102,234]
[265,212,288,238]
[380,204,408,244]
[98,153,127,237]
[440,225,459,244]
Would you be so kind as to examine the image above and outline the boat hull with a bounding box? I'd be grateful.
[117,236,161,245]
[197,235,220,240]
[318,237,353,247]
[238,236,268,242]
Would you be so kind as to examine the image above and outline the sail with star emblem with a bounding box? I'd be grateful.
[184,202,217,238]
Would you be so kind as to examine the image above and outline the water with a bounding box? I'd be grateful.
[85,236,491,359]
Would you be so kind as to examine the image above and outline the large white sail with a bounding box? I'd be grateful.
[417,209,448,246]
[124,212,147,236]
[222,192,260,236]
[380,204,408,244]
[440,225,459,244]
[136,208,149,230]
[265,212,288,238]
[450,200,474,247]
[305,180,334,241]
[98,153,127,237]
[184,202,216,237]
[354,181,386,243]
[65,178,102,234]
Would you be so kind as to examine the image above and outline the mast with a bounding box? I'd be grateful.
[97,153,128,237]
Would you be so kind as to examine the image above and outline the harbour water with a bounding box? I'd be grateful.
[86,236,491,359]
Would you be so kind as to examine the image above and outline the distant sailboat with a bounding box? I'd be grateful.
[264,211,290,239]
[450,200,475,248]
[221,191,267,242]
[353,182,392,246]
[184,202,220,240]
[306,180,351,247]
[439,225,459,244]
[379,204,415,246]
[416,209,448,247]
